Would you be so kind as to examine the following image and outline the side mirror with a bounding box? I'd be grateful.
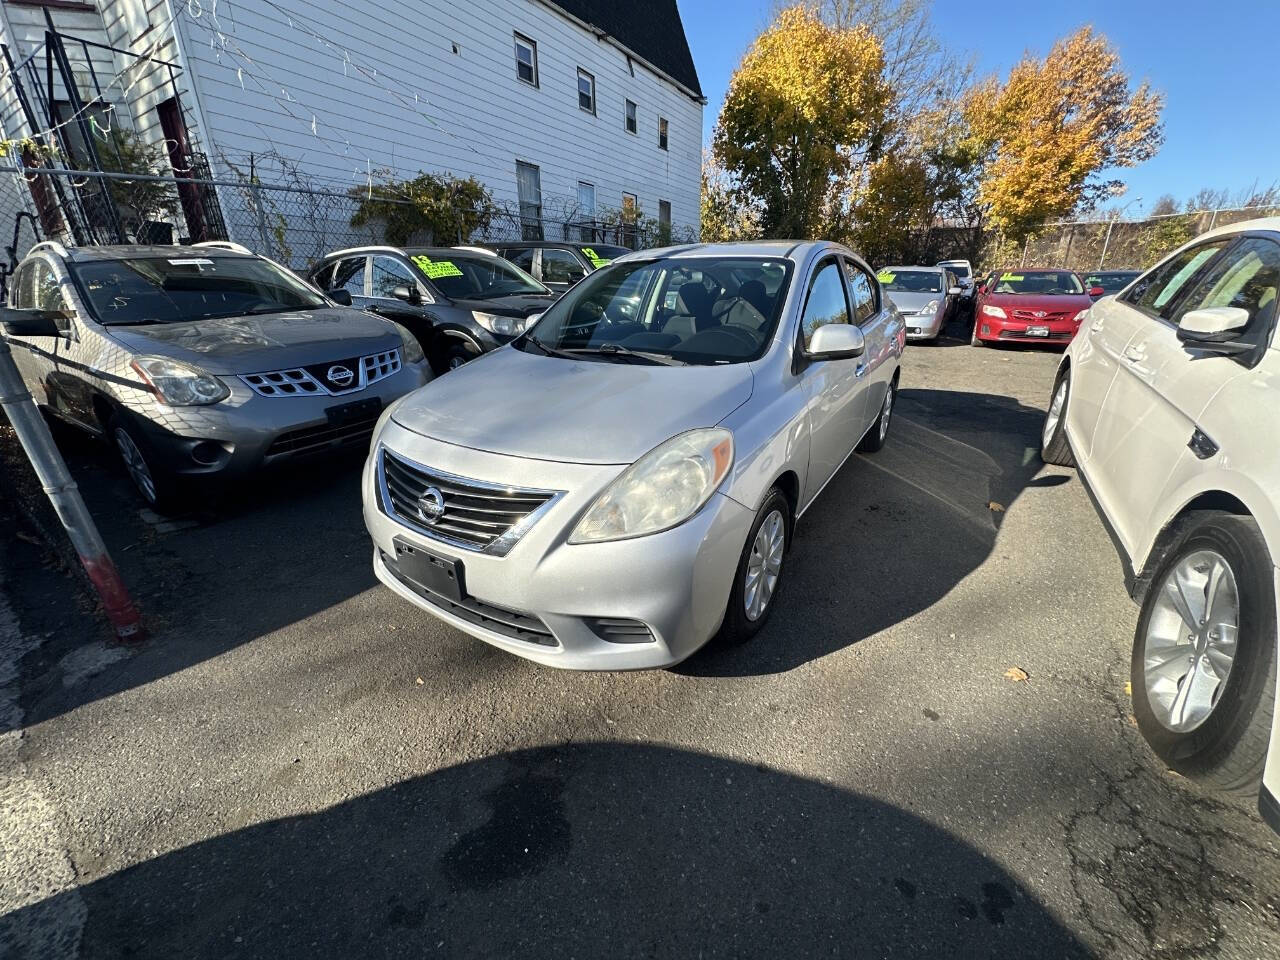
[807,323,865,360]
[1088,286,1105,298]
[948,286,963,296]
[327,289,353,306]
[1177,306,1250,345]
[391,285,420,305]
[0,307,67,337]
[977,285,987,296]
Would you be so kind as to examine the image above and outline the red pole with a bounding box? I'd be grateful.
[0,326,143,642]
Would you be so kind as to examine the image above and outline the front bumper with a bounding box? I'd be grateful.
[904,310,944,339]
[126,360,432,480]
[974,314,1081,345]
[363,421,754,670]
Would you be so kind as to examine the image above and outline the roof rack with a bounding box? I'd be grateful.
[29,240,69,258]
[192,240,253,254]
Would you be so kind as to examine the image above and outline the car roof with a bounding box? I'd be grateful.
[882,265,943,272]
[58,244,256,263]
[626,240,833,262]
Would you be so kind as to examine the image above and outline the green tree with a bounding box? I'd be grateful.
[350,172,495,246]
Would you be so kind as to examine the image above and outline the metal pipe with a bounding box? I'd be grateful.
[1098,217,1116,269]
[0,333,143,642]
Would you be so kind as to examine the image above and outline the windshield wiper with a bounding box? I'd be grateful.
[565,343,685,366]
[522,334,578,360]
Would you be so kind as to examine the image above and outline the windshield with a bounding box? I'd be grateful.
[879,269,942,293]
[519,256,793,365]
[407,251,546,299]
[940,262,972,279]
[70,256,328,325]
[1085,272,1138,290]
[990,271,1084,295]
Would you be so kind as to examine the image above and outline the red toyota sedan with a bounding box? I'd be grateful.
[971,268,1101,347]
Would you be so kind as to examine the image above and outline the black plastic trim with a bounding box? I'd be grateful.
[1076,459,1140,600]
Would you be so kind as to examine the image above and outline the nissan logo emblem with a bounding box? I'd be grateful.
[416,487,446,525]
[327,364,355,387]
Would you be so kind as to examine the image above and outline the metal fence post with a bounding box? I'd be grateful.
[1020,236,1029,267]
[1098,216,1116,269]
[0,335,143,642]
[1207,207,1219,232]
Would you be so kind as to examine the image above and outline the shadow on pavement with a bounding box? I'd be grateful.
[2,743,1090,959]
[682,387,1050,677]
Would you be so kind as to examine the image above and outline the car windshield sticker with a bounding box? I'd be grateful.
[411,255,463,279]
[1000,273,1024,281]
[581,247,611,269]
[877,271,895,283]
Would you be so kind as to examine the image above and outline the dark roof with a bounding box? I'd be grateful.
[550,0,703,99]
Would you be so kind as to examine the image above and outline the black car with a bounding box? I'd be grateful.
[493,241,632,294]
[307,246,556,372]
[1082,269,1141,300]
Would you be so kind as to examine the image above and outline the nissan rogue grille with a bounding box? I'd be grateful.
[377,448,561,556]
[241,348,401,397]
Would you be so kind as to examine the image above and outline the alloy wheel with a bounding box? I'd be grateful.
[1141,549,1240,732]
[1043,379,1067,449]
[878,386,894,442]
[114,427,157,504]
[744,509,785,621]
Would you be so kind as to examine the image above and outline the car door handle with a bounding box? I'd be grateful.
[855,362,868,378]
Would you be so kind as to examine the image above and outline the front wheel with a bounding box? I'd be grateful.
[110,416,183,514]
[1041,371,1075,466]
[1131,513,1277,794]
[857,379,896,453]
[718,489,792,646]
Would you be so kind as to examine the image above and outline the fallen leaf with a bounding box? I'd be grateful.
[1124,681,1132,696]
[415,677,424,686]
[1003,666,1030,683]
[988,501,1005,513]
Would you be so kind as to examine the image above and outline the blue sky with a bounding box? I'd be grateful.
[680,0,1279,216]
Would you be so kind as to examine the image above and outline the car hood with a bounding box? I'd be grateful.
[450,293,557,318]
[984,293,1093,314]
[391,345,755,464]
[887,291,943,314]
[103,308,402,375]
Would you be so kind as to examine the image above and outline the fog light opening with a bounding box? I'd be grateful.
[190,440,226,466]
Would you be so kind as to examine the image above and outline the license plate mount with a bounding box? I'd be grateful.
[325,396,382,426]
[393,538,466,602]
[1026,325,1050,337]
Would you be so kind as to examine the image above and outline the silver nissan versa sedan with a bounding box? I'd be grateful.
[363,241,905,669]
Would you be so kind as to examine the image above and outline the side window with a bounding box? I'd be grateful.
[506,248,536,273]
[541,249,585,285]
[799,260,851,349]
[844,259,877,324]
[1170,238,1280,334]
[331,256,367,297]
[32,261,68,312]
[1125,242,1229,318]
[9,262,32,308]
[310,262,334,290]
[371,256,417,299]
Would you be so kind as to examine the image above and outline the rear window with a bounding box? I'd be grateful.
[70,256,326,325]
[990,271,1083,295]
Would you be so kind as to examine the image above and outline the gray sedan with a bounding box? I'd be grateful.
[362,241,905,669]
[879,266,963,341]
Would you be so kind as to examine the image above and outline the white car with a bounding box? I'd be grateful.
[1040,218,1280,832]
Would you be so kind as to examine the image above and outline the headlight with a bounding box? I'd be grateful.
[472,311,526,337]
[130,356,229,406]
[570,428,734,543]
[981,304,1007,319]
[921,300,939,315]
[1073,309,1089,323]
[391,322,425,363]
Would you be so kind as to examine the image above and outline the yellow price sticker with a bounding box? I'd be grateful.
[581,247,611,269]
[412,255,463,279]
[1000,273,1024,282]
[877,271,896,283]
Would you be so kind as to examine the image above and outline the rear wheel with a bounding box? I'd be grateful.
[1040,370,1076,466]
[1131,513,1277,794]
[718,489,791,646]
[857,378,896,453]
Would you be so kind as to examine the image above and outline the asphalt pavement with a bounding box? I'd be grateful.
[2,318,1279,959]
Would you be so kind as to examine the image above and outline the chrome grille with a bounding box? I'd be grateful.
[242,348,401,397]
[377,447,561,556]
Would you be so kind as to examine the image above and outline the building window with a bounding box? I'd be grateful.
[658,117,668,151]
[516,161,543,240]
[514,33,538,87]
[658,200,671,243]
[577,181,595,241]
[577,69,595,114]
[624,99,637,135]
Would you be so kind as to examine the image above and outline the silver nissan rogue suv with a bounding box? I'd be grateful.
[2,242,431,510]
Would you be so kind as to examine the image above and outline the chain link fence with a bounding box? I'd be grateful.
[982,205,1280,273]
[0,164,697,284]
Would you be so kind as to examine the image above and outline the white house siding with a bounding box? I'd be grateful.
[172,0,702,237]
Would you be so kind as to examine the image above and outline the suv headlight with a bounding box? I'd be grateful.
[472,311,527,337]
[391,322,425,363]
[981,304,1007,318]
[921,300,939,315]
[570,428,734,544]
[130,356,229,406]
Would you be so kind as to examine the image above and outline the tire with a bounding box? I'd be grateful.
[718,488,792,646]
[970,326,985,347]
[1040,370,1076,467]
[109,416,183,514]
[434,341,477,375]
[857,377,896,453]
[1130,513,1277,795]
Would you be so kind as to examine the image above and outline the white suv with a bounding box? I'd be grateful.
[1040,219,1280,832]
